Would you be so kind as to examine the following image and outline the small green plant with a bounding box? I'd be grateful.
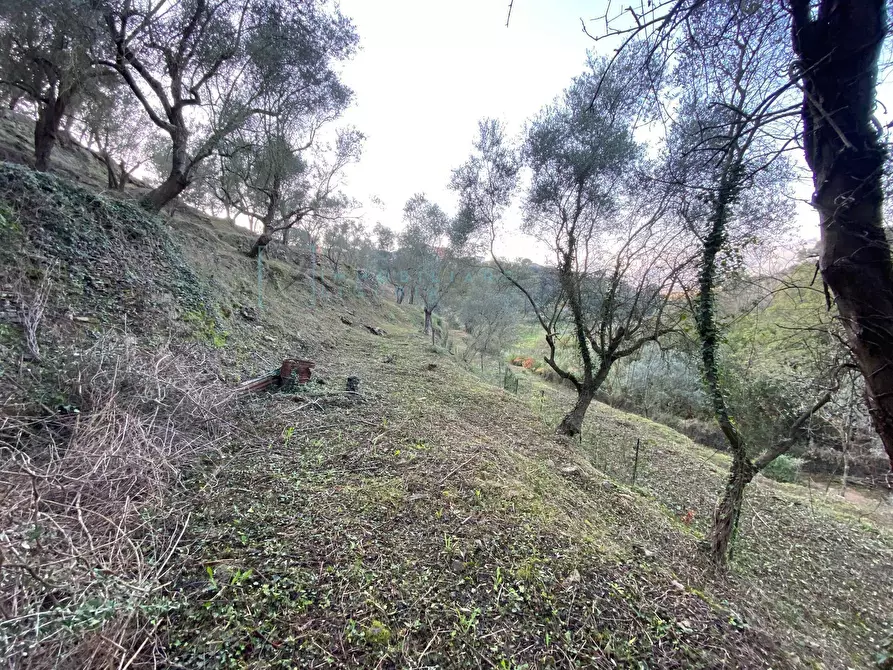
[492,566,503,592]
[497,660,531,670]
[230,568,253,586]
[454,606,481,635]
[0,201,21,232]
[361,619,391,646]
[514,557,538,582]
[761,454,803,483]
[282,425,296,448]
[182,309,227,347]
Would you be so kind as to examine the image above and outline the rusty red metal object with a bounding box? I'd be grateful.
[280,359,315,388]
[236,371,279,394]
[237,359,315,394]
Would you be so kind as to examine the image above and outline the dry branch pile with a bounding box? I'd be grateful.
[0,335,231,668]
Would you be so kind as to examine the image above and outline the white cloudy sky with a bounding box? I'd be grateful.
[335,0,596,261]
[333,0,892,264]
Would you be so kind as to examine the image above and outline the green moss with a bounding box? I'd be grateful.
[362,619,391,646]
[182,309,228,348]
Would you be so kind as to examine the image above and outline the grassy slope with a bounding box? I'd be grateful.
[163,220,892,668]
[514,370,893,665]
[162,316,780,669]
[0,123,889,668]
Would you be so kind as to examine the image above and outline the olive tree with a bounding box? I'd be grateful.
[458,269,523,370]
[662,1,849,564]
[372,223,396,253]
[101,0,357,212]
[453,57,689,437]
[370,223,410,303]
[324,219,369,277]
[0,0,105,170]
[213,105,362,258]
[789,1,893,468]
[583,0,893,473]
[80,81,155,189]
[399,193,462,338]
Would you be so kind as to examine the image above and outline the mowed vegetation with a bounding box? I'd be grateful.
[1,0,893,668]
[0,156,889,669]
[163,320,893,668]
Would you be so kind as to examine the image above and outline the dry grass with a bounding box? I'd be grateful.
[13,261,55,362]
[0,335,232,668]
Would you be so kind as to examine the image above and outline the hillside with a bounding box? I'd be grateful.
[0,149,891,669]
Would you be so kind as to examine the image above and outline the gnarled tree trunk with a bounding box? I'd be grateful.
[34,95,68,172]
[710,456,757,563]
[248,207,279,259]
[248,232,273,259]
[791,0,893,469]
[141,170,190,213]
[556,361,612,437]
[141,127,192,212]
[100,152,124,190]
[696,162,755,565]
[423,307,433,335]
[556,385,596,437]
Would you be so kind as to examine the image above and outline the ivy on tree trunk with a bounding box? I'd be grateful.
[696,159,841,565]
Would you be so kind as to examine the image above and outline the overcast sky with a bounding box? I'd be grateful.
[334,0,892,264]
[335,0,599,260]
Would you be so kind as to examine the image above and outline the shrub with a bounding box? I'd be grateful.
[761,454,804,483]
